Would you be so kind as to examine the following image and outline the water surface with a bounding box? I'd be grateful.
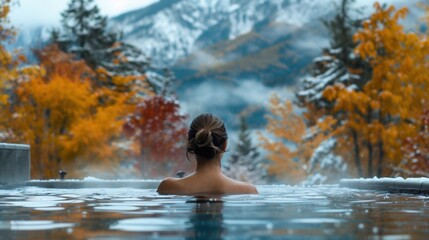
[0,185,428,239]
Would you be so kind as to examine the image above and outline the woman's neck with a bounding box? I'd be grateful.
[195,155,222,174]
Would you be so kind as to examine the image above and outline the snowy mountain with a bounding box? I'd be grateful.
[108,0,421,129]
[111,0,337,85]
[8,0,421,130]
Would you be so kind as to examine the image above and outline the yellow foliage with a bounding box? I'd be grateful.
[350,2,429,175]
[260,94,331,183]
[0,0,13,100]
[3,45,132,178]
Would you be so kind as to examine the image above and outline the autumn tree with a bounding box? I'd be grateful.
[352,3,429,176]
[3,45,129,178]
[123,96,191,178]
[297,2,429,179]
[296,0,372,178]
[399,110,429,177]
[0,0,18,109]
[259,95,335,183]
[322,84,372,177]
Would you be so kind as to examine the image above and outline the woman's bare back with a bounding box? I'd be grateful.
[157,113,258,196]
[157,173,258,195]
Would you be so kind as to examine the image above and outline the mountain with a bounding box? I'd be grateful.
[9,0,421,130]
[112,0,336,86]
[110,0,420,130]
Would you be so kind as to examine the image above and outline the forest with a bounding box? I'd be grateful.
[0,0,428,183]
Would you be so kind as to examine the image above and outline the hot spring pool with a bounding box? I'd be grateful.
[0,185,428,239]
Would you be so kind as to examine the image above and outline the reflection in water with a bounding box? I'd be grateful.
[186,196,225,240]
[0,187,429,239]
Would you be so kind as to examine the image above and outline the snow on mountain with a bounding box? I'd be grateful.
[112,0,335,67]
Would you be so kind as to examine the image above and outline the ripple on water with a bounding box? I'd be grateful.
[399,210,423,214]
[224,219,272,226]
[2,197,26,200]
[27,196,67,201]
[94,205,140,211]
[109,198,142,202]
[289,218,344,224]
[97,201,162,207]
[35,207,65,211]
[350,199,376,204]
[254,198,312,204]
[316,209,353,213]
[6,201,59,208]
[110,218,186,232]
[0,220,74,231]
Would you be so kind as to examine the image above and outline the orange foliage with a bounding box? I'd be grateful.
[352,2,429,174]
[0,0,18,105]
[259,95,332,183]
[317,3,429,177]
[123,96,190,178]
[4,45,129,178]
[401,110,429,176]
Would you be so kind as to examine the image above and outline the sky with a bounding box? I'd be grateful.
[9,0,159,28]
[9,0,415,29]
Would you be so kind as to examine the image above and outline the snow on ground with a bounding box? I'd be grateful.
[340,177,429,193]
[344,177,429,184]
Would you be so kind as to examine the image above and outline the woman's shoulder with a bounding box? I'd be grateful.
[224,177,258,194]
[157,177,184,195]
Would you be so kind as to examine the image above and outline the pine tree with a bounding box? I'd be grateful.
[296,0,374,178]
[55,0,165,94]
[224,116,266,184]
[297,0,369,109]
[58,0,114,67]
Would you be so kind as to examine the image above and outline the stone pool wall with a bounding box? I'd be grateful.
[0,143,30,185]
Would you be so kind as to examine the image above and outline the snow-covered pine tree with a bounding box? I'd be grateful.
[296,0,370,109]
[303,137,348,184]
[58,0,115,67]
[55,0,172,95]
[223,116,267,184]
[296,0,372,181]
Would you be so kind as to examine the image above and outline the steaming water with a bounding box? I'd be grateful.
[0,185,428,239]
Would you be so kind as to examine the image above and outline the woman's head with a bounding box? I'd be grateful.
[187,113,228,160]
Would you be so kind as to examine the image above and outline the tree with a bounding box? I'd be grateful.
[55,0,169,95]
[297,0,369,110]
[0,0,19,105]
[3,45,128,178]
[296,0,372,178]
[0,0,28,140]
[259,95,334,183]
[399,110,429,177]
[223,115,267,184]
[322,84,372,177]
[305,137,347,184]
[123,96,190,178]
[353,3,428,176]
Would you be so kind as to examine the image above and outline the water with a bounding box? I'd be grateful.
[0,185,428,239]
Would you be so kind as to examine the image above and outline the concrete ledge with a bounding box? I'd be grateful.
[26,180,161,189]
[0,143,30,185]
[339,177,429,194]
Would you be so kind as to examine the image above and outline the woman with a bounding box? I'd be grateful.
[157,113,258,195]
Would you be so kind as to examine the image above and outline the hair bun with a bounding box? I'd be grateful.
[195,128,212,148]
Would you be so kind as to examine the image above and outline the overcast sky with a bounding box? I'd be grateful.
[9,0,416,29]
[9,0,159,28]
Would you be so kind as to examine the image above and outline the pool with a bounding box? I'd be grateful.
[0,185,428,239]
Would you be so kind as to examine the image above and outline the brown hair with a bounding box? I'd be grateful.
[186,113,228,160]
